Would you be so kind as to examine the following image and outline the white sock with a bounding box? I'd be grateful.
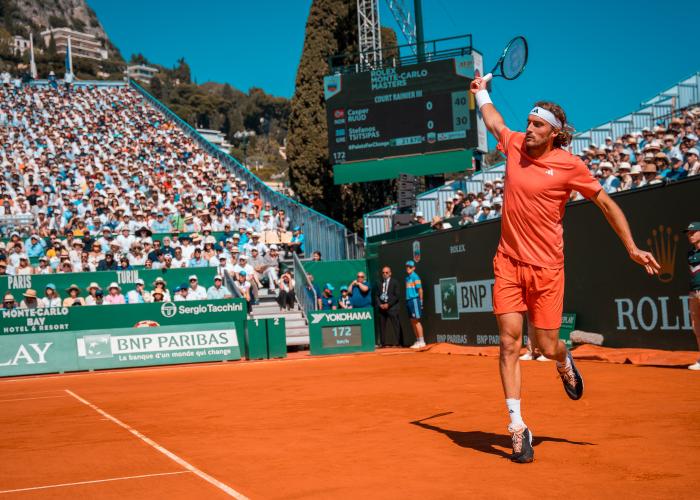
[556,353,572,370]
[506,398,525,428]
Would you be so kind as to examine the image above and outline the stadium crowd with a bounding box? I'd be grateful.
[0,83,310,310]
[436,106,700,226]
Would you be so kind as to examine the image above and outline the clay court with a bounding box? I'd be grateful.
[1,350,698,499]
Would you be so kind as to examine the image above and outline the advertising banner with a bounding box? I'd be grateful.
[376,179,698,350]
[1,267,218,303]
[1,299,247,339]
[74,323,241,370]
[309,308,375,355]
[0,323,241,378]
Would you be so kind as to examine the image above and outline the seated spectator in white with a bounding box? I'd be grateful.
[245,233,268,257]
[127,279,150,304]
[274,209,291,231]
[207,275,231,299]
[85,283,103,306]
[104,283,126,305]
[490,197,503,219]
[20,289,40,309]
[629,165,645,189]
[150,277,171,302]
[171,247,187,268]
[41,284,62,308]
[234,271,252,311]
[684,147,700,176]
[260,213,275,231]
[186,275,207,300]
[459,208,474,226]
[35,256,52,275]
[63,284,86,307]
[233,254,259,302]
[599,162,620,193]
[116,227,135,253]
[180,237,196,260]
[173,284,190,302]
[11,255,32,275]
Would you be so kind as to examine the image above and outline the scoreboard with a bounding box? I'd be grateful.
[324,53,487,184]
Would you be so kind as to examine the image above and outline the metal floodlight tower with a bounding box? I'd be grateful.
[357,0,383,69]
[384,0,417,54]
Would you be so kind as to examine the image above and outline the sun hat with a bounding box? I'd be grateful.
[22,289,37,299]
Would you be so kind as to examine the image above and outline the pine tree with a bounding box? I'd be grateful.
[286,0,396,232]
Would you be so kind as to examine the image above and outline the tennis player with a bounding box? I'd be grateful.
[470,77,660,463]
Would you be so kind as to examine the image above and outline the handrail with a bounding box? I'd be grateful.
[292,253,317,316]
[223,270,242,299]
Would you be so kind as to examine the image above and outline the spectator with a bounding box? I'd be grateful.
[63,284,85,307]
[174,284,190,302]
[2,292,16,310]
[19,289,40,309]
[151,290,165,303]
[261,244,281,292]
[104,283,126,305]
[41,284,61,307]
[277,271,296,311]
[234,271,252,313]
[97,253,118,271]
[85,282,103,306]
[311,250,322,261]
[187,275,207,300]
[319,283,336,310]
[338,286,352,309]
[207,275,231,299]
[126,279,149,304]
[348,271,372,309]
[290,226,305,257]
[151,277,171,302]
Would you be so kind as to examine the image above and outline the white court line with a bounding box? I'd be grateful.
[64,390,248,499]
[0,395,67,403]
[0,471,189,494]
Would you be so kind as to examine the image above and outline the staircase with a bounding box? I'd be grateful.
[251,288,309,347]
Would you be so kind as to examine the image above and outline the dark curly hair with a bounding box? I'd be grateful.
[533,101,574,148]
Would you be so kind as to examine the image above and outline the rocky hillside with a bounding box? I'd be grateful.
[1,0,120,56]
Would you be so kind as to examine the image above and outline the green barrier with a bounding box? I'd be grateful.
[246,318,269,360]
[0,332,77,376]
[309,308,375,356]
[303,260,368,296]
[0,322,242,378]
[266,317,287,359]
[0,298,247,337]
[0,267,218,302]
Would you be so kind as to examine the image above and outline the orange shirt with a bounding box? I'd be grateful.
[497,128,601,269]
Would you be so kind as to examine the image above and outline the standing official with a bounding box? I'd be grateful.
[374,266,403,347]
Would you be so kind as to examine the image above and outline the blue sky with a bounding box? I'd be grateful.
[89,0,700,132]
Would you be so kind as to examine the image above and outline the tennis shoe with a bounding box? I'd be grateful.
[557,351,584,400]
[508,424,534,463]
[410,339,426,349]
[688,361,700,371]
[536,355,551,362]
[519,352,534,361]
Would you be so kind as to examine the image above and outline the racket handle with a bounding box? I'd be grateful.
[482,73,493,83]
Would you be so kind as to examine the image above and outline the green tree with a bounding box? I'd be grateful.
[286,0,395,232]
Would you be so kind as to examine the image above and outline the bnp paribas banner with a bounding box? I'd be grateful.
[1,299,246,337]
[0,267,217,303]
[377,178,698,350]
[0,323,242,377]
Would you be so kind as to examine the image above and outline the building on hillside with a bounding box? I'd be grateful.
[126,64,158,83]
[13,36,30,55]
[197,129,234,154]
[40,28,108,61]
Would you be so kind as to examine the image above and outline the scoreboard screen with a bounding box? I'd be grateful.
[324,53,487,183]
[321,325,363,348]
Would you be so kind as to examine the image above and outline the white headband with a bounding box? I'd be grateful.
[529,106,562,130]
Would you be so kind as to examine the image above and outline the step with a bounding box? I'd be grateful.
[250,308,302,319]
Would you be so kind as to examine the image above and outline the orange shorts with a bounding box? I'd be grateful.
[492,251,564,330]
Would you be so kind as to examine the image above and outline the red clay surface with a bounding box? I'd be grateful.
[1,350,698,499]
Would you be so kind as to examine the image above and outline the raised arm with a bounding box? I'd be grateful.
[469,77,506,140]
[591,190,660,275]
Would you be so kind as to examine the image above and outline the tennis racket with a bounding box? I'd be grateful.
[482,36,528,83]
